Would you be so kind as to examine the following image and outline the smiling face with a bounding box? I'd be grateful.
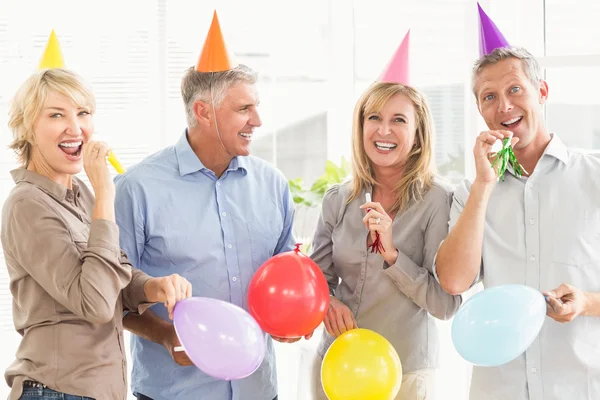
[210,82,262,158]
[350,82,436,213]
[362,92,417,171]
[475,57,549,150]
[29,90,94,178]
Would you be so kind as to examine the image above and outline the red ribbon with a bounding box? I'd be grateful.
[368,232,385,254]
[367,207,385,254]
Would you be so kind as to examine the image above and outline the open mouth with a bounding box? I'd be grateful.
[501,116,523,128]
[374,141,398,151]
[58,141,82,159]
[239,132,253,141]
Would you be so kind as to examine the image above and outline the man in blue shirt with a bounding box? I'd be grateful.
[114,54,298,399]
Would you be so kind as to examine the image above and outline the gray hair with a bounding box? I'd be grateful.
[472,46,543,98]
[181,64,258,128]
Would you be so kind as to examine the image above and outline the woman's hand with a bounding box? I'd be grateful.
[324,297,358,338]
[144,274,192,319]
[82,140,114,199]
[360,201,398,265]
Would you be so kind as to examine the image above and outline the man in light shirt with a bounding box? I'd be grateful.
[435,46,600,399]
[113,14,298,399]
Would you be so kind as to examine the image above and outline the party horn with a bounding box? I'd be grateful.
[107,151,125,174]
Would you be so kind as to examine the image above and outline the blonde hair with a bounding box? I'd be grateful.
[349,82,435,214]
[181,64,257,128]
[8,68,96,166]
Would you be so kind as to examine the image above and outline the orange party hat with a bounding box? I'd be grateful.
[195,11,237,72]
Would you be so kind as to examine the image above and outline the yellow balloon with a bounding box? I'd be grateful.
[321,329,402,400]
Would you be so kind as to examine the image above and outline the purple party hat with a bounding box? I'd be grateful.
[478,2,510,56]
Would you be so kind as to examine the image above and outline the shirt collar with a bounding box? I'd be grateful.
[10,168,80,201]
[175,130,206,176]
[543,133,569,165]
[506,133,569,179]
[175,129,248,177]
[229,155,248,176]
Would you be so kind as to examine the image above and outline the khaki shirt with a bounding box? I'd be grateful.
[1,169,153,400]
[311,179,462,373]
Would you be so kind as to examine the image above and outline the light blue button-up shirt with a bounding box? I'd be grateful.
[114,131,296,400]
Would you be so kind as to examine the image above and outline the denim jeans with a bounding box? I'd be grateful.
[136,394,278,400]
[20,385,95,399]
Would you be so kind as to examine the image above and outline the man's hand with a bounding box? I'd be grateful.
[163,326,194,367]
[543,283,588,323]
[473,130,518,185]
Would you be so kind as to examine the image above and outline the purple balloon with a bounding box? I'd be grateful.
[478,2,510,57]
[173,297,266,380]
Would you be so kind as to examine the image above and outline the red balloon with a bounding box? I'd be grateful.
[248,244,330,338]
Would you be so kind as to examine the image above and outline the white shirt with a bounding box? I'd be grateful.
[441,135,600,400]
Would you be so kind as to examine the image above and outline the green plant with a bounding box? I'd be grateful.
[289,157,351,208]
[289,157,352,253]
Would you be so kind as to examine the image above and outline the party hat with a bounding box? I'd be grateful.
[195,11,237,72]
[37,31,125,174]
[378,30,410,85]
[38,30,65,69]
[478,2,510,56]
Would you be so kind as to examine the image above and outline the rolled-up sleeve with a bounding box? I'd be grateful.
[432,179,484,287]
[121,260,155,314]
[5,198,132,325]
[310,185,342,295]
[383,189,462,320]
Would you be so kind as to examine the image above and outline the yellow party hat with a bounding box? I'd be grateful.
[38,30,65,69]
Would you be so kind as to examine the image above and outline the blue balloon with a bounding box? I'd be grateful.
[451,284,546,367]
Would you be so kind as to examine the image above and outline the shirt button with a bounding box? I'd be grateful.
[222,212,227,217]
[228,244,232,249]
[530,255,536,262]
[528,182,534,188]
[232,277,237,282]
[531,367,537,373]
[529,218,535,225]
[216,182,220,186]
